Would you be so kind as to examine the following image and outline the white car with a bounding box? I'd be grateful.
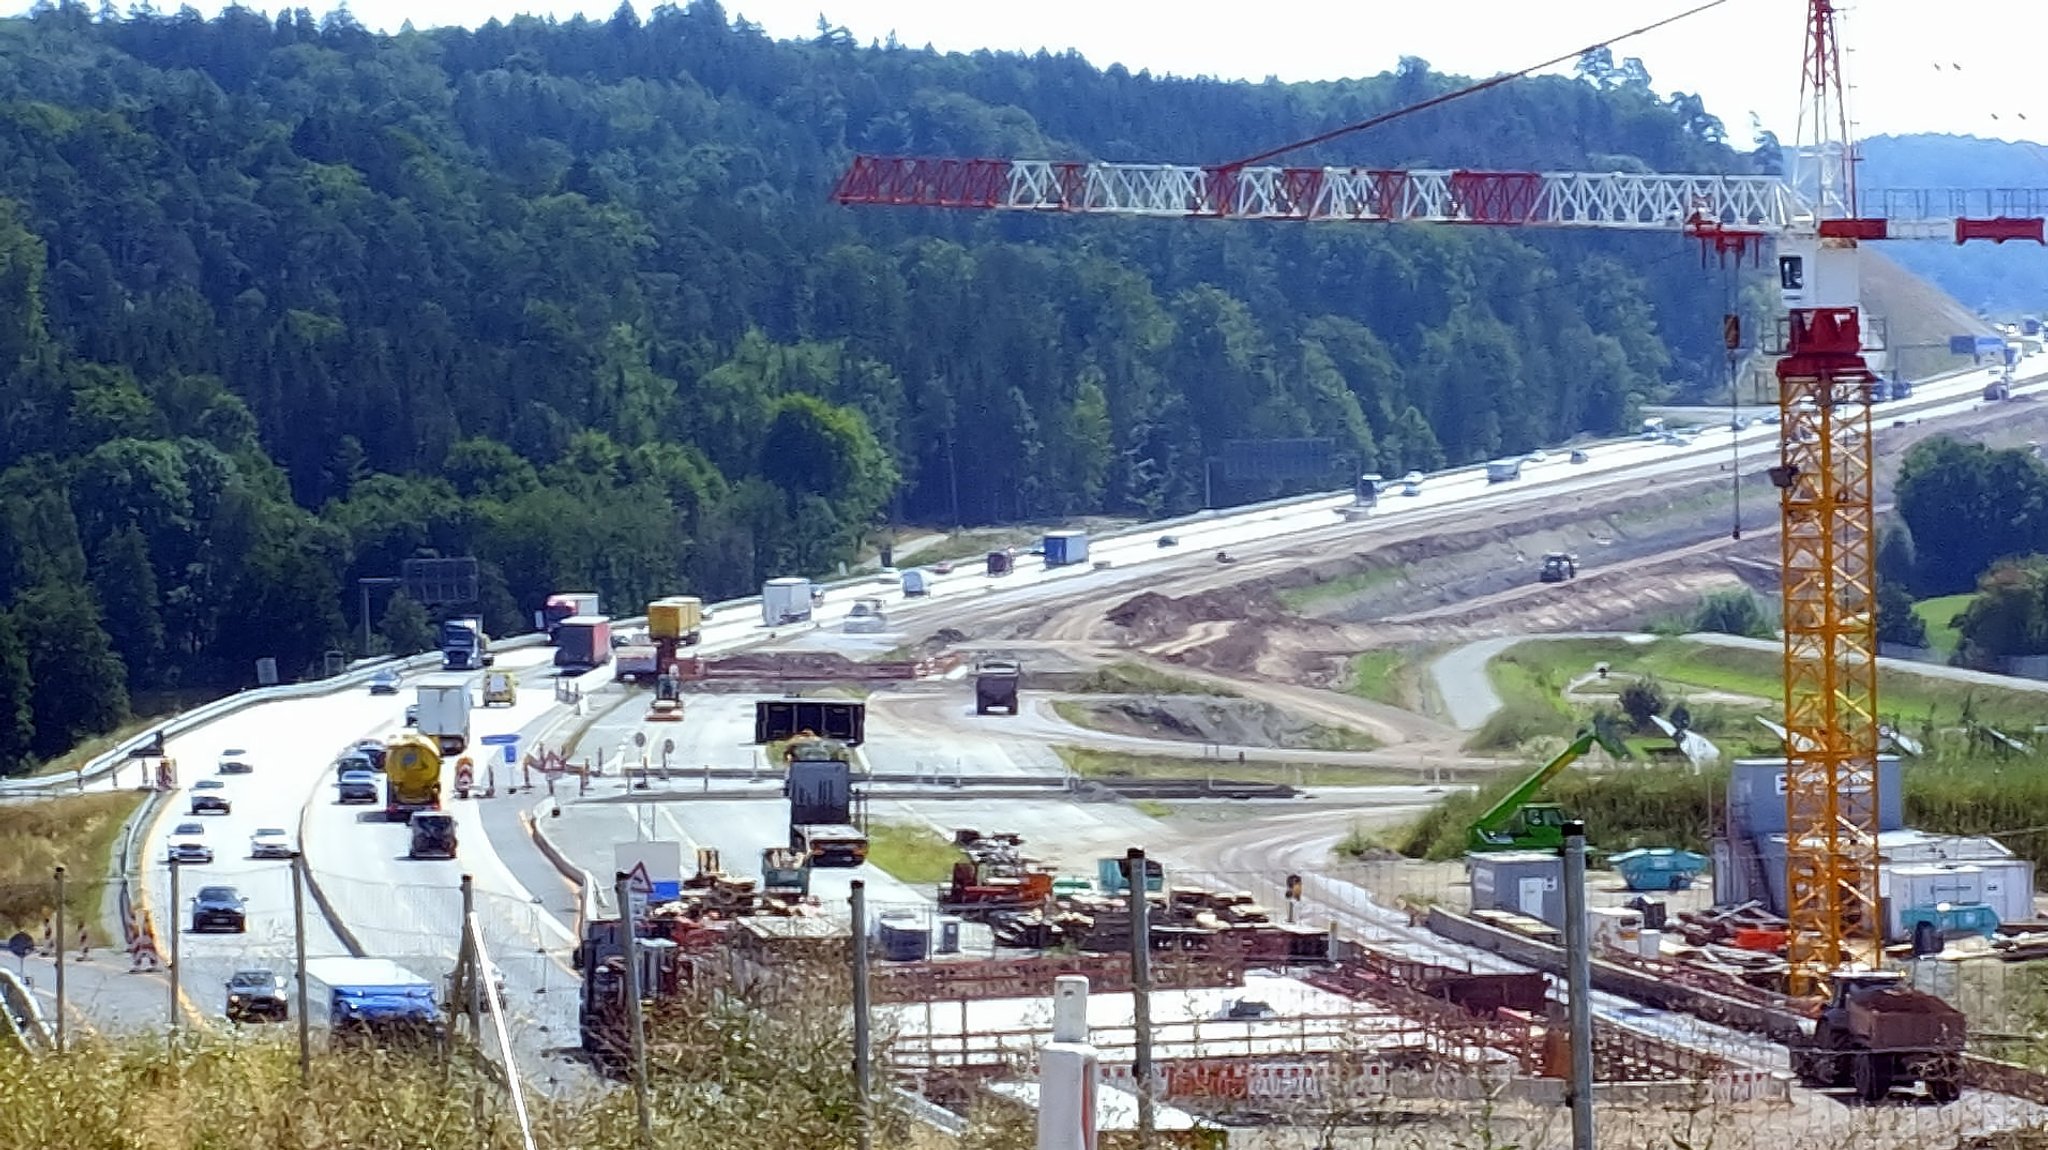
[1527,449,1549,463]
[249,828,296,859]
[168,822,213,865]
[1401,471,1424,495]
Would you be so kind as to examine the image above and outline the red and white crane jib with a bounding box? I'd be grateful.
[832,154,2048,246]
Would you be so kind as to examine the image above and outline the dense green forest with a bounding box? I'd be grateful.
[0,0,1768,771]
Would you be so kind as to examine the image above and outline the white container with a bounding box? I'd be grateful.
[761,577,812,626]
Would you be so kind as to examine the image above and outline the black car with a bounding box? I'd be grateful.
[188,779,232,816]
[347,740,388,771]
[408,812,458,860]
[225,969,290,1023]
[190,885,247,933]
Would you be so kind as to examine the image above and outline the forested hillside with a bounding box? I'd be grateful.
[0,1,1761,770]
[1859,134,2048,314]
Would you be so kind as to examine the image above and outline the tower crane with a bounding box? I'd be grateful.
[833,1,2047,996]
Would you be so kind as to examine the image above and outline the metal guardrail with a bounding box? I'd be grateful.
[0,969,52,1051]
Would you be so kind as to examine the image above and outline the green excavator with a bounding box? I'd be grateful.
[1467,726,1632,852]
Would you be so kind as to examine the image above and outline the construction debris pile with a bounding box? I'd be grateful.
[1669,900,1793,988]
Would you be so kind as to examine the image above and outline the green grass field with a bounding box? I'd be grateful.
[1913,593,1975,659]
[1491,636,2047,733]
[0,790,146,944]
[1275,565,1403,613]
[861,822,964,885]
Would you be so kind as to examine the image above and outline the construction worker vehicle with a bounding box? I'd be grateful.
[1467,727,1630,852]
[481,670,517,707]
[1539,552,1578,583]
[646,668,685,722]
[975,660,1021,715]
[382,733,443,824]
[1790,970,1964,1102]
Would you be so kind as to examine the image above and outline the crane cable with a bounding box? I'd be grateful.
[1225,0,1734,171]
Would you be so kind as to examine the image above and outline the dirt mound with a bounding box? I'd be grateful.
[1066,696,1374,752]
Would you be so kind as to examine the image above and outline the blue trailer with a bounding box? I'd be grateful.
[309,957,444,1047]
[1043,530,1089,567]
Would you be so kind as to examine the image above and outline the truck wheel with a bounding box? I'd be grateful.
[1853,1052,1892,1103]
[1913,921,1940,956]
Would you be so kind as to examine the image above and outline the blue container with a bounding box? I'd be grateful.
[1043,531,1089,567]
[1610,848,1708,893]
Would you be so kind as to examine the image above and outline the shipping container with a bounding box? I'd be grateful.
[762,578,812,626]
[1726,756,1903,841]
[1467,851,1566,928]
[1043,530,1089,567]
[647,596,703,643]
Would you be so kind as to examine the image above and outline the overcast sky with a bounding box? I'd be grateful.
[24,0,2048,148]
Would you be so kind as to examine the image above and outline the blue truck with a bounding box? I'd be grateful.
[310,957,444,1047]
[1042,530,1089,567]
[439,616,492,671]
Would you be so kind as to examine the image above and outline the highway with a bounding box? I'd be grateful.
[114,349,2042,1076]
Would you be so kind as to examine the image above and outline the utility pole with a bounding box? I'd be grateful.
[167,857,181,1034]
[461,875,481,1039]
[52,866,65,1054]
[1126,847,1155,1143]
[293,854,311,1085]
[1561,820,1595,1150]
[850,880,873,1150]
[614,872,652,1150]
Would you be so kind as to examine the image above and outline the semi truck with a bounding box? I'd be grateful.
[382,732,444,823]
[1790,970,1964,1102]
[439,616,493,671]
[1042,530,1089,567]
[553,616,613,672]
[762,577,812,626]
[309,957,444,1048]
[411,673,472,756]
[542,593,601,642]
[785,740,868,867]
[646,595,703,659]
[754,698,866,745]
[975,660,1021,715]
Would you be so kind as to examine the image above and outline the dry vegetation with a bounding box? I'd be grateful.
[0,790,145,942]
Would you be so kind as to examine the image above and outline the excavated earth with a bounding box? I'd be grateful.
[1057,695,1376,752]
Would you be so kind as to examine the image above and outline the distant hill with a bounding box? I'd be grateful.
[1858,134,2048,316]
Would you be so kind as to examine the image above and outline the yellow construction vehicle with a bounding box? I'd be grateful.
[482,670,517,708]
[647,668,685,722]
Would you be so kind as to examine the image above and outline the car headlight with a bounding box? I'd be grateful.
[229,994,244,1003]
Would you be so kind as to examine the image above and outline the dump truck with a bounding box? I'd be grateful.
[975,660,1021,715]
[382,732,443,823]
[543,593,600,642]
[1790,970,1964,1102]
[481,670,517,708]
[412,673,472,756]
[439,616,493,671]
[614,644,660,684]
[1468,727,1630,852]
[755,698,866,745]
[553,615,612,672]
[1539,553,1578,583]
[785,740,867,867]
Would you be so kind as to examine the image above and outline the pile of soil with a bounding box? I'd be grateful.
[1065,695,1369,752]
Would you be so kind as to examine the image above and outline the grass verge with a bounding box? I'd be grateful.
[1055,746,1406,787]
[1466,649,1580,752]
[1494,636,2048,732]
[1913,592,1974,659]
[1276,565,1403,613]
[1073,661,1229,696]
[0,790,147,943]
[863,822,964,885]
[1346,648,1414,708]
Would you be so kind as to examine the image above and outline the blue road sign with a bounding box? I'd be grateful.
[502,745,518,765]
[480,734,519,746]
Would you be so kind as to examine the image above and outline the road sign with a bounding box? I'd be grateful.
[479,734,520,746]
[502,744,518,765]
[625,863,652,925]
[5,932,31,958]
